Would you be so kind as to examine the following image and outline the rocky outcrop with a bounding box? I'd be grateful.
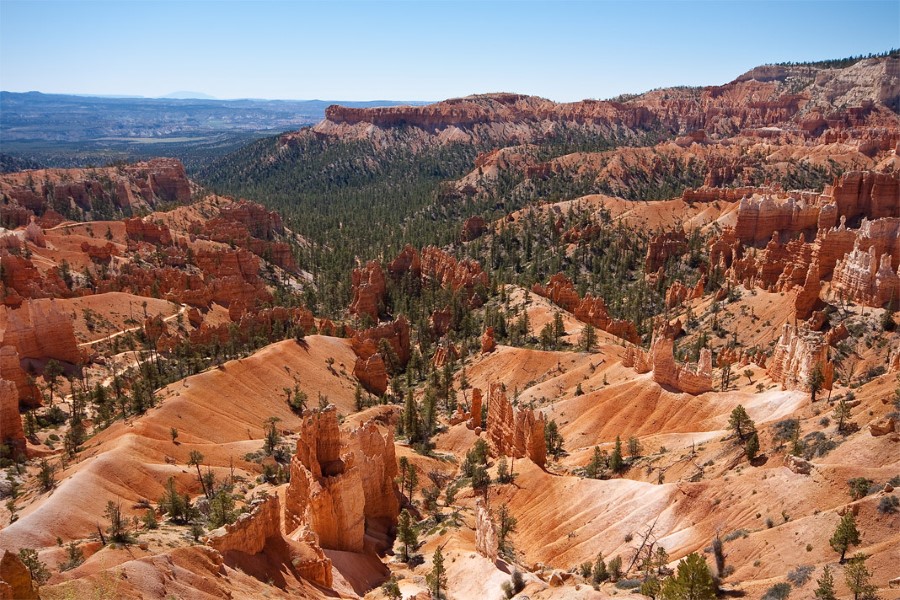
[0,299,81,364]
[784,454,813,475]
[532,274,639,343]
[206,494,281,556]
[461,216,487,241]
[767,324,834,392]
[0,254,70,306]
[349,261,385,322]
[0,380,24,454]
[793,260,822,319]
[124,217,173,246]
[0,346,38,407]
[486,383,546,467]
[204,492,333,588]
[350,317,411,395]
[285,407,399,553]
[353,354,389,397]
[387,245,488,306]
[646,231,686,273]
[475,498,499,561]
[664,279,704,309]
[0,158,192,219]
[650,338,713,395]
[451,388,483,430]
[481,327,496,353]
[869,416,896,437]
[23,219,44,248]
[623,323,712,394]
[0,550,39,600]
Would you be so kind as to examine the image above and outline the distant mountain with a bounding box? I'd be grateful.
[160,91,217,99]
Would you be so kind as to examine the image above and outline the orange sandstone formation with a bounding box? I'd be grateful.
[0,299,81,365]
[349,260,386,322]
[767,323,834,393]
[485,383,546,467]
[285,407,399,553]
[0,380,24,453]
[532,274,639,343]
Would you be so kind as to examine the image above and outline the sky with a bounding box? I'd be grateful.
[1,0,898,103]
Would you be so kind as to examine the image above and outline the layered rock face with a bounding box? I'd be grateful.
[822,170,900,222]
[306,57,900,148]
[192,200,296,272]
[0,379,25,453]
[532,274,639,343]
[623,324,713,395]
[0,299,81,364]
[349,261,386,323]
[0,158,192,220]
[767,324,834,392]
[485,383,546,467]
[285,407,399,554]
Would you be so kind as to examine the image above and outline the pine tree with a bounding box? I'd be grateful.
[427,545,447,599]
[580,323,597,352]
[728,405,754,441]
[833,398,851,433]
[814,565,836,600]
[659,553,716,600]
[497,504,517,557]
[610,435,624,473]
[829,511,861,563]
[745,431,760,461]
[397,509,417,563]
[844,553,877,600]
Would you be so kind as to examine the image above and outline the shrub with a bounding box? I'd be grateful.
[762,582,791,599]
[877,495,899,514]
[847,477,873,500]
[615,578,642,589]
[786,565,813,587]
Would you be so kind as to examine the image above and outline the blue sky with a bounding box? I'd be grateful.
[1,0,897,102]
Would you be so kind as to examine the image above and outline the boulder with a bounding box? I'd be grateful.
[869,416,896,437]
[784,454,813,475]
[0,550,39,600]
